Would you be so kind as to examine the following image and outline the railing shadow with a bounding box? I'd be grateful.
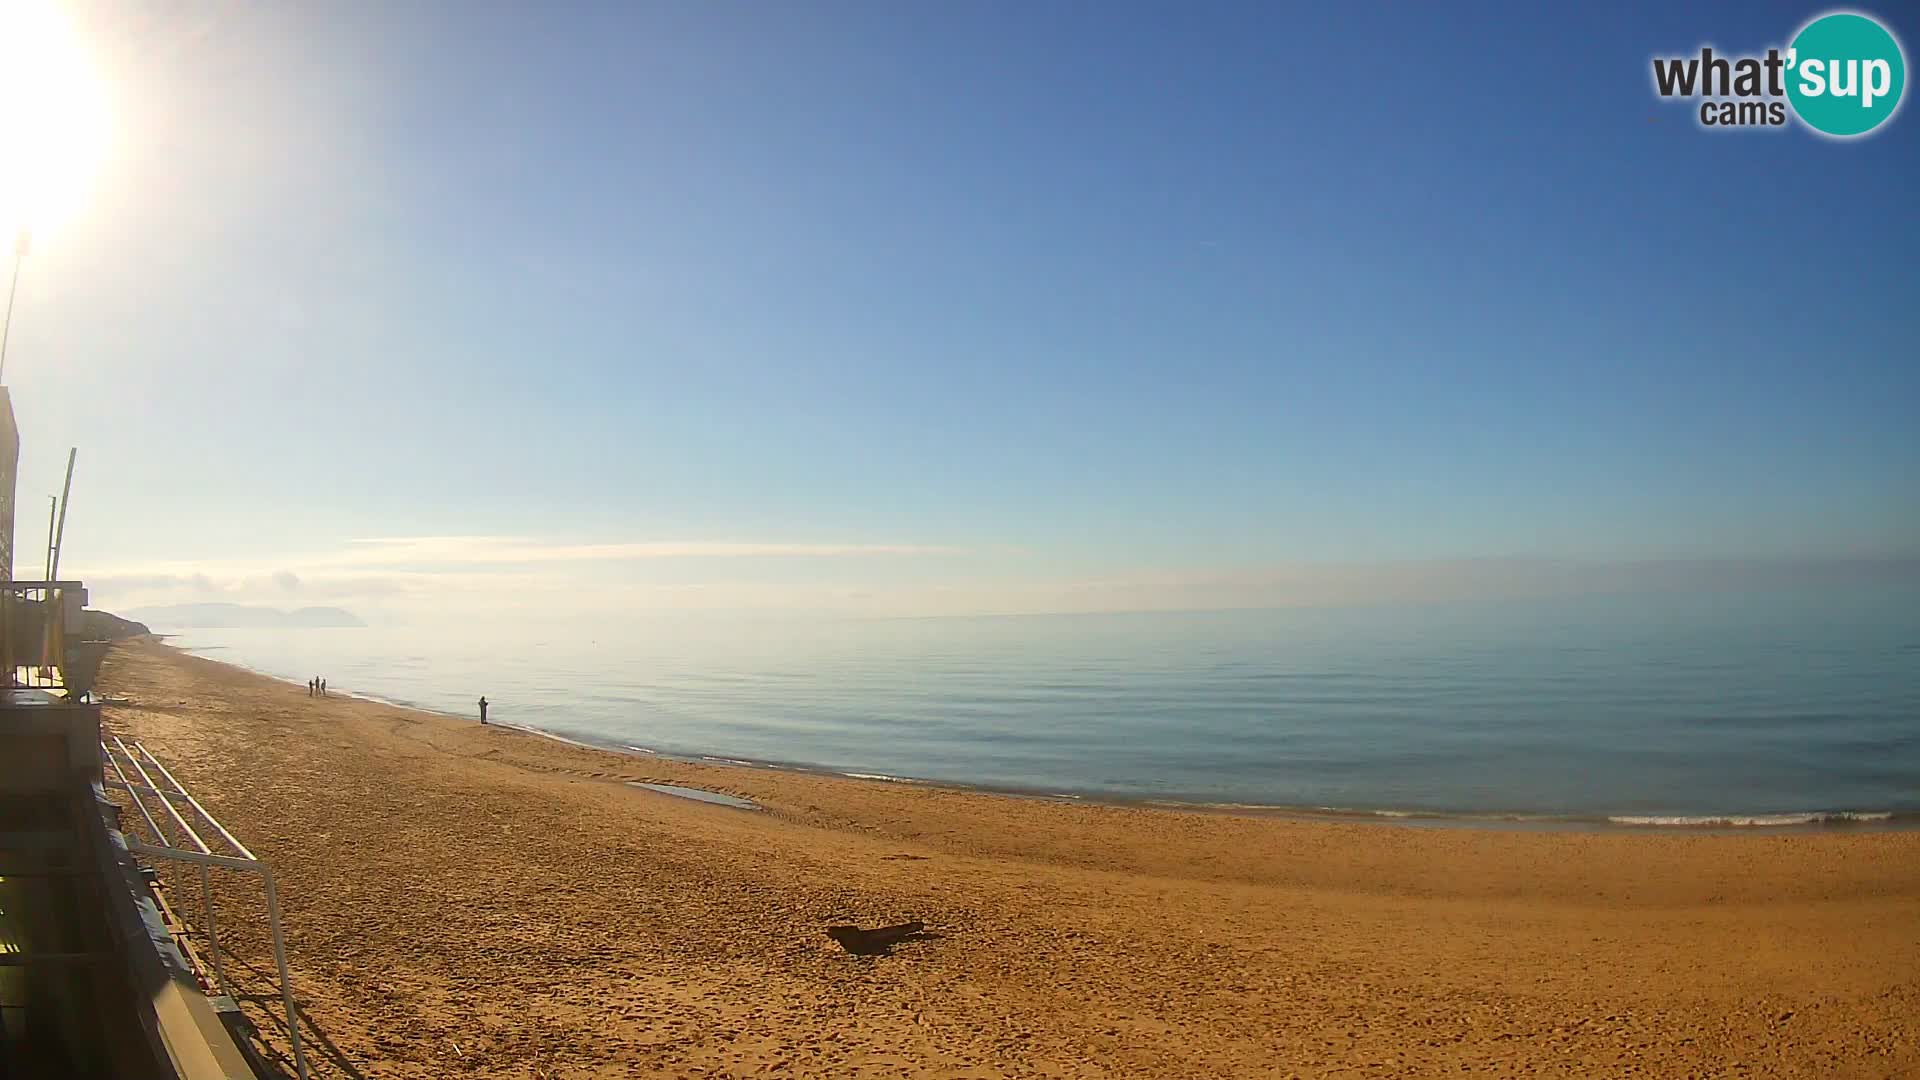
[240,996,368,1080]
[215,947,367,1080]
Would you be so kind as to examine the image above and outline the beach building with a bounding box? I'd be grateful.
[0,387,276,1078]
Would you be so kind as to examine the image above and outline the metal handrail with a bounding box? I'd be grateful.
[102,738,309,1080]
[104,743,168,843]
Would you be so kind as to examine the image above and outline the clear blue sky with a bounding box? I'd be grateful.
[7,0,1917,619]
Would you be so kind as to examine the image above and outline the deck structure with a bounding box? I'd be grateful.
[0,387,274,1078]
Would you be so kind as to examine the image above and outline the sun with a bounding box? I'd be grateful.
[0,0,113,239]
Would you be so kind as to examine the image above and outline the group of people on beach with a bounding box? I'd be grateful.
[307,677,329,697]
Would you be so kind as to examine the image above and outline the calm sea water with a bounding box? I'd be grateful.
[153,588,1920,823]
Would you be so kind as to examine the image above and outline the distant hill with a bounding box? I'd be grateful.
[127,603,366,629]
[81,610,152,640]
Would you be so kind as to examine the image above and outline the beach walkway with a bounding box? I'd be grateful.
[97,638,1919,1079]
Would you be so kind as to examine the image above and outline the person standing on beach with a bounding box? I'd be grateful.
[320,678,328,697]
[307,678,314,697]
[478,696,489,724]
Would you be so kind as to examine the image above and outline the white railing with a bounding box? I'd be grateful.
[101,735,309,1080]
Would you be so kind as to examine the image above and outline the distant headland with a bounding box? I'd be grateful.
[125,603,367,629]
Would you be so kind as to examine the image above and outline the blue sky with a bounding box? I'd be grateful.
[5,0,1916,619]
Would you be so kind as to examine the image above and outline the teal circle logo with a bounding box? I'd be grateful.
[1786,12,1907,137]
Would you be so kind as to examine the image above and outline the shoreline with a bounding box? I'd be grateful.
[95,636,1920,1078]
[167,637,1918,834]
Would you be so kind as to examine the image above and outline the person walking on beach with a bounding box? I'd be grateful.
[306,677,314,697]
[320,678,328,697]
[478,696,489,724]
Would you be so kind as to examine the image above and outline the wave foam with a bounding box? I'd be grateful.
[1608,811,1894,827]
[498,724,602,751]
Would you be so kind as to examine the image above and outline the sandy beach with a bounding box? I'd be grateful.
[97,637,1919,1079]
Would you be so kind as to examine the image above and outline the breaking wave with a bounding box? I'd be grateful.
[1607,811,1897,827]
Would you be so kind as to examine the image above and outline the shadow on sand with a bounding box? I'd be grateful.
[217,947,367,1080]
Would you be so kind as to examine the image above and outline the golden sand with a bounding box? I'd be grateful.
[99,638,1919,1078]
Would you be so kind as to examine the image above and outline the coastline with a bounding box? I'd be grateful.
[99,637,1920,1078]
[169,636,1918,833]
[512,723,1919,834]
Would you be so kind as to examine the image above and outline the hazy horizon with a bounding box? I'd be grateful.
[108,555,1920,626]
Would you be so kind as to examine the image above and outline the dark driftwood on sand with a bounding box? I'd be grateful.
[825,922,925,955]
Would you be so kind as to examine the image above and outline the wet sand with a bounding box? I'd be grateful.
[98,637,1919,1078]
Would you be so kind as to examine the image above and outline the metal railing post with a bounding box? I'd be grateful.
[197,862,235,1000]
[259,864,309,1080]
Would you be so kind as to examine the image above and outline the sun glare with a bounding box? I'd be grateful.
[0,0,113,239]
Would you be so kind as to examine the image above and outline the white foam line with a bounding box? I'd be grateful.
[498,723,602,751]
[1608,811,1895,827]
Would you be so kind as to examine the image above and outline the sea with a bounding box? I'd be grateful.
[152,585,1920,827]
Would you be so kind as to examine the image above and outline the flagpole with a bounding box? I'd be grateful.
[0,229,27,384]
[44,496,56,581]
[49,448,75,582]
